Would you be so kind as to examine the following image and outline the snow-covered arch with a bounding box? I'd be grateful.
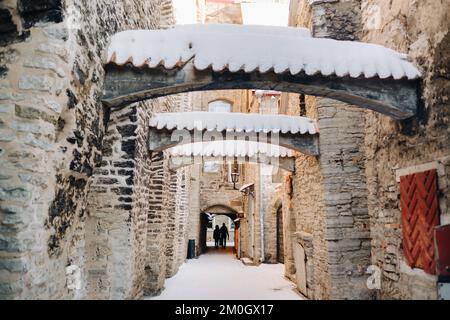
[148,111,319,156]
[103,24,421,120]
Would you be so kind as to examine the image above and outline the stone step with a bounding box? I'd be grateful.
[241,258,257,266]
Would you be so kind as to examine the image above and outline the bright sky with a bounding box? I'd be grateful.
[172,0,289,26]
[241,1,289,26]
[172,0,197,24]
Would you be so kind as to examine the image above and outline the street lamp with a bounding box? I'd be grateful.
[231,172,240,190]
[230,160,240,190]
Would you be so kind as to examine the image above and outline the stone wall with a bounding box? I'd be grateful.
[187,165,202,256]
[187,90,247,255]
[360,0,450,300]
[141,95,193,297]
[142,150,169,296]
[0,0,192,300]
[238,93,285,265]
[200,170,242,214]
[288,0,450,300]
[263,186,283,264]
[286,0,372,300]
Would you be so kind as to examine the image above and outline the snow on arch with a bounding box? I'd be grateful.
[149,112,318,135]
[167,140,295,158]
[106,23,420,80]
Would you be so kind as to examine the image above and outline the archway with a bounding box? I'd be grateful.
[201,205,239,254]
[103,24,420,120]
[92,23,422,300]
[276,204,284,264]
[208,99,232,113]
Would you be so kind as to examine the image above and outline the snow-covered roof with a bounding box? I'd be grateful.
[149,112,318,135]
[107,24,420,80]
[167,141,294,158]
[239,183,255,192]
[254,90,282,96]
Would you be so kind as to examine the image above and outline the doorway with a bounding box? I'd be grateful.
[276,205,284,264]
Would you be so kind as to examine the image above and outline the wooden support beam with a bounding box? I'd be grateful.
[168,156,296,172]
[149,128,320,156]
[103,61,420,120]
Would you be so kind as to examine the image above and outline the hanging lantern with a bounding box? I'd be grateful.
[230,159,240,190]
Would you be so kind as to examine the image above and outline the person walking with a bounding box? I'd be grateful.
[213,225,220,249]
[220,223,229,249]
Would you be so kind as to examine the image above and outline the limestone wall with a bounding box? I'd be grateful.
[263,182,283,264]
[360,0,450,300]
[0,0,192,300]
[186,90,248,255]
[288,0,450,300]
[286,0,372,300]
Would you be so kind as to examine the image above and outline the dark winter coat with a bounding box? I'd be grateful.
[220,226,229,239]
[213,228,220,240]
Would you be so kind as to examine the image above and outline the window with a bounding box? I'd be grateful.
[208,100,232,113]
[204,161,221,173]
[203,100,232,172]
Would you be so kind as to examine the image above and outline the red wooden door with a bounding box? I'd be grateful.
[400,169,440,275]
[434,224,450,277]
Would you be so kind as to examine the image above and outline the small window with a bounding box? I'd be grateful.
[203,100,232,172]
[204,161,221,173]
[208,100,232,113]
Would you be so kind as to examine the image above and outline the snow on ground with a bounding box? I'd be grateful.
[206,242,235,247]
[147,248,304,300]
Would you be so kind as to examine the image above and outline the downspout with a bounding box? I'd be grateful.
[257,98,264,264]
[259,167,264,263]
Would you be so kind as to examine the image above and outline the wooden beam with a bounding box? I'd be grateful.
[103,61,420,120]
[168,156,296,172]
[149,128,320,156]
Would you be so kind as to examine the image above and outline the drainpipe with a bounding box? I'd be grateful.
[259,167,264,263]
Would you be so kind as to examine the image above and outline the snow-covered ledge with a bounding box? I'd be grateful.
[103,24,421,119]
[147,112,320,156]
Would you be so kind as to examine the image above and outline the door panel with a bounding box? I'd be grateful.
[293,242,307,296]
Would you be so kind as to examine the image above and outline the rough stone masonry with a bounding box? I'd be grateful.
[0,0,192,299]
[286,0,450,300]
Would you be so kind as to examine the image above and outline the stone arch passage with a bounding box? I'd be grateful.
[103,62,419,120]
[94,24,422,300]
[148,112,320,156]
[276,204,284,264]
[201,205,238,253]
[168,155,295,173]
[102,24,421,120]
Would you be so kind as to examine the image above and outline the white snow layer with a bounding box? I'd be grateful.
[107,24,420,80]
[147,249,304,300]
[168,141,294,158]
[149,112,318,135]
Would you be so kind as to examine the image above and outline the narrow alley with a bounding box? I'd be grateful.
[148,248,303,301]
[0,0,449,304]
